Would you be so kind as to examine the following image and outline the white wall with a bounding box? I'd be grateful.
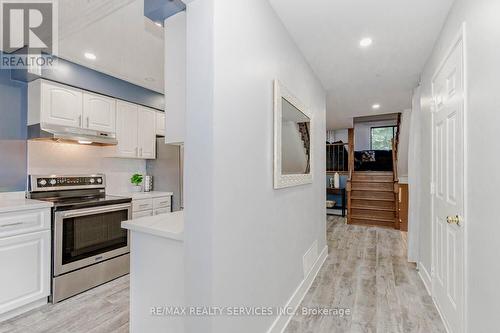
[397,109,411,182]
[408,88,421,263]
[164,11,186,144]
[326,128,348,144]
[354,119,398,150]
[27,141,146,193]
[416,0,500,330]
[183,0,326,332]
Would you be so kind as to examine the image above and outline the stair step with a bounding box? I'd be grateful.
[350,216,396,228]
[351,199,395,210]
[352,174,394,182]
[351,205,395,212]
[353,171,393,176]
[351,190,394,201]
[351,182,393,192]
[351,208,396,219]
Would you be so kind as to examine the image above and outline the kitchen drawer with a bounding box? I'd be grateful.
[153,196,171,210]
[132,210,153,219]
[154,208,170,216]
[0,209,50,239]
[133,199,153,212]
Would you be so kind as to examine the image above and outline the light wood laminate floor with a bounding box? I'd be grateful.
[285,216,446,333]
[1,217,445,333]
[0,275,130,333]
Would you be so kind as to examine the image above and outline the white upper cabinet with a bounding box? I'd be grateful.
[138,107,156,159]
[155,111,166,137]
[82,92,116,133]
[40,80,83,128]
[111,103,157,159]
[115,101,139,158]
[28,79,159,159]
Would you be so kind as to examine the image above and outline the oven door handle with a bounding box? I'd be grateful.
[58,203,131,218]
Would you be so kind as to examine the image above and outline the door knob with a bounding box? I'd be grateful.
[446,215,461,226]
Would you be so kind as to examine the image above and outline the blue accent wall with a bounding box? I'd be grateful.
[11,56,164,110]
[144,0,185,22]
[1,51,166,192]
[0,67,27,192]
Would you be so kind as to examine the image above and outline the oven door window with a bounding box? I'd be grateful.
[62,209,128,265]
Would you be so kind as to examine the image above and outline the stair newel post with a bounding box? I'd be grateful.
[394,182,400,230]
[346,128,354,224]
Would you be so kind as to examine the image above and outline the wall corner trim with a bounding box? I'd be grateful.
[267,246,328,333]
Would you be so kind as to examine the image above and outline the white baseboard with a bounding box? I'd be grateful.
[266,245,328,333]
[432,295,452,333]
[418,262,432,296]
[417,263,452,333]
[0,298,47,322]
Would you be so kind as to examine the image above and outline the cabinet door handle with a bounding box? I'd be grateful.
[78,115,82,127]
[140,148,143,157]
[135,147,138,157]
[86,117,90,128]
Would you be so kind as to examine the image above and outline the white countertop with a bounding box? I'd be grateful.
[0,199,53,213]
[110,191,173,200]
[122,211,184,241]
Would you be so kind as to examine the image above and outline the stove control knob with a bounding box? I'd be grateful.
[38,179,47,186]
[49,179,56,186]
[97,178,102,184]
[89,178,95,184]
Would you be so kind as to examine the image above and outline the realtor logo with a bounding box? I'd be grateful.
[0,0,58,69]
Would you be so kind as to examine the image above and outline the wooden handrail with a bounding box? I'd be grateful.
[392,139,398,182]
[392,113,402,229]
[348,128,354,178]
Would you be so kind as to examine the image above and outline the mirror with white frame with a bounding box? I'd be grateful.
[274,80,313,189]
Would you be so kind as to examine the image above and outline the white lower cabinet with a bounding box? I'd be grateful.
[132,195,172,220]
[132,210,154,219]
[0,230,50,317]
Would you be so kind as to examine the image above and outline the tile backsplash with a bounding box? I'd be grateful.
[27,141,146,193]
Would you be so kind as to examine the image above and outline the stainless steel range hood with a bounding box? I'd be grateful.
[28,123,118,146]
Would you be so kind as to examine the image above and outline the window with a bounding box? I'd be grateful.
[370,126,396,150]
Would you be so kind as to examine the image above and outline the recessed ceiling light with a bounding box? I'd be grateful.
[359,38,373,48]
[372,104,381,110]
[154,22,163,27]
[84,52,96,60]
[144,77,155,82]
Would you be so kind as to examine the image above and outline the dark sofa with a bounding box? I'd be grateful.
[354,150,393,171]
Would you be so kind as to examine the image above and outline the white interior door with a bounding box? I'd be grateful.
[431,36,465,333]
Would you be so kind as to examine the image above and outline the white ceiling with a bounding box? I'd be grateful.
[269,0,455,129]
[58,0,164,93]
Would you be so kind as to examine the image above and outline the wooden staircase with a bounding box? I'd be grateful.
[346,113,402,229]
[348,171,399,228]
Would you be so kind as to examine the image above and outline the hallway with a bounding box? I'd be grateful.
[285,217,446,333]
